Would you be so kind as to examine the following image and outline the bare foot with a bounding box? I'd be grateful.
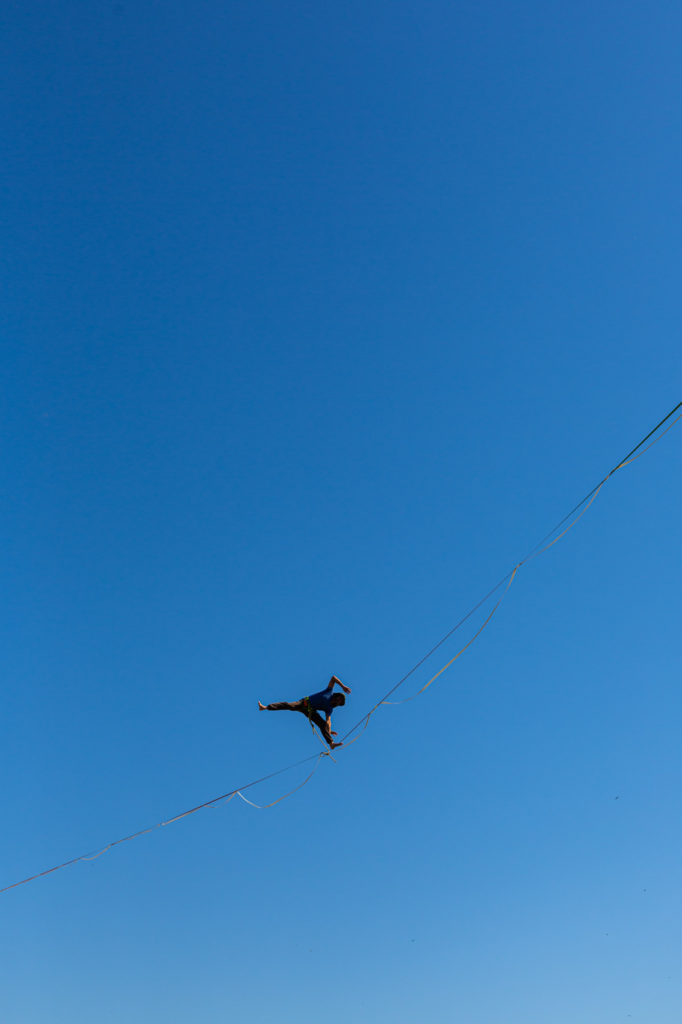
[331,741,343,749]
[258,700,266,710]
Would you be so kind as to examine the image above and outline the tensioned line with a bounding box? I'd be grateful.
[339,398,682,742]
[2,398,680,896]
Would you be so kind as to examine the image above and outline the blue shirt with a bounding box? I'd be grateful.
[306,684,335,716]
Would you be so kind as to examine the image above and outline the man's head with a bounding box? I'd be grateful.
[331,692,346,708]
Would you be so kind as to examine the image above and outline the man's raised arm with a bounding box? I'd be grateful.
[329,675,352,694]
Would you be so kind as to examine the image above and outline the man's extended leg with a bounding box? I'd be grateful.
[259,699,307,713]
[258,699,339,747]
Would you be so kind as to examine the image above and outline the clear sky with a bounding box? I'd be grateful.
[2,2,681,1021]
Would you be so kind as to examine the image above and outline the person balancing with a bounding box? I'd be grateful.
[258,675,352,749]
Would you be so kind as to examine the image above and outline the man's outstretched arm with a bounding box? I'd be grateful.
[329,675,352,694]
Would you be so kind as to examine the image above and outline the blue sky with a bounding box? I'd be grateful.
[2,2,681,1021]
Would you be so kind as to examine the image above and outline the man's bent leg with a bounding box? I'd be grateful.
[309,709,334,747]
